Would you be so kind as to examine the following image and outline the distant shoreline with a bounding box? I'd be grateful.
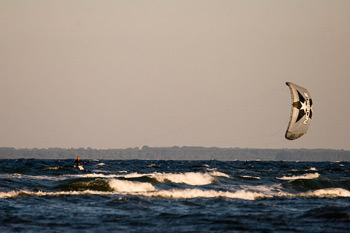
[1,146,349,161]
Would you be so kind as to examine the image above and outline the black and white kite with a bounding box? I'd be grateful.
[285,82,314,140]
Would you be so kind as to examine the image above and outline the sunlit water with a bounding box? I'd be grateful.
[1,159,349,232]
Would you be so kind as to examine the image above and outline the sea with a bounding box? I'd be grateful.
[0,159,349,232]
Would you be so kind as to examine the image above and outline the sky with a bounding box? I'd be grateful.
[1,1,350,150]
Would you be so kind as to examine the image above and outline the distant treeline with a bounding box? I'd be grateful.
[0,146,349,161]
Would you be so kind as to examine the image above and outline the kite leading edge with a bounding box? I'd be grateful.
[285,82,313,140]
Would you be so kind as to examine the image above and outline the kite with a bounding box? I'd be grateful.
[285,82,313,140]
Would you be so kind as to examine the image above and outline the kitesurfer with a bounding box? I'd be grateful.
[73,156,85,170]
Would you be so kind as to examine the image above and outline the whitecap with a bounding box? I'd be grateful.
[0,190,22,199]
[124,172,216,186]
[306,167,317,171]
[147,164,160,168]
[0,190,113,199]
[277,173,320,181]
[0,188,266,200]
[299,188,350,198]
[109,179,156,192]
[136,188,265,200]
[209,171,230,178]
[123,172,146,178]
[66,173,120,179]
[43,166,62,170]
[241,175,261,180]
[149,172,214,185]
[205,168,217,171]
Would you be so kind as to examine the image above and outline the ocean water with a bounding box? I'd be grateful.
[0,159,349,232]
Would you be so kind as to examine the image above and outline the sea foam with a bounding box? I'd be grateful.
[241,175,261,179]
[109,179,156,192]
[2,187,349,200]
[277,173,320,180]
[150,172,214,185]
[134,188,265,200]
[124,171,220,185]
[299,188,350,198]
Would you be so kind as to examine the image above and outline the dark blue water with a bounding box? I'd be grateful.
[0,159,349,232]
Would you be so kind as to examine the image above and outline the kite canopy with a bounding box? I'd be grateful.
[285,82,313,140]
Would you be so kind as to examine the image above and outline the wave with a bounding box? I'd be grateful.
[147,164,161,168]
[277,173,320,181]
[0,190,112,199]
[59,179,112,192]
[109,179,156,192]
[0,188,264,200]
[1,185,349,200]
[1,170,229,186]
[306,167,317,171]
[65,173,120,179]
[241,175,261,180]
[121,171,226,185]
[149,172,215,185]
[302,205,350,220]
[299,188,350,198]
[136,189,264,200]
[43,166,63,171]
[208,171,230,178]
[0,173,67,181]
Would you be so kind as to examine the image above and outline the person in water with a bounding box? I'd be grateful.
[73,156,84,169]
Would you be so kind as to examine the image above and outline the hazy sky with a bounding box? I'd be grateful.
[1,1,350,150]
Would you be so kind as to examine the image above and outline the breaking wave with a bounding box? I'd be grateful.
[208,171,230,178]
[0,190,111,199]
[2,186,349,200]
[0,173,67,181]
[136,189,264,200]
[88,171,228,186]
[2,170,229,186]
[277,173,320,180]
[241,175,261,180]
[109,179,156,192]
[306,167,317,171]
[299,188,350,198]
[148,172,215,185]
